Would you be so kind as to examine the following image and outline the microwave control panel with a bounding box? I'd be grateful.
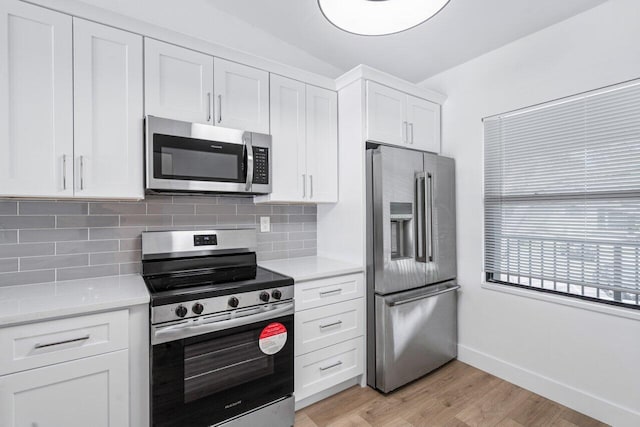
[253,147,269,184]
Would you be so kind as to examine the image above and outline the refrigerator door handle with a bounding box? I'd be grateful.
[415,172,427,262]
[427,172,434,262]
[388,284,460,307]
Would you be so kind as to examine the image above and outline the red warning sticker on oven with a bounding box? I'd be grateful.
[259,322,287,355]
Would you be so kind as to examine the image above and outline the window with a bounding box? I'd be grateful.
[484,80,640,308]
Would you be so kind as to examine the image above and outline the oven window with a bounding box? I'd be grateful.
[153,134,244,182]
[183,330,273,403]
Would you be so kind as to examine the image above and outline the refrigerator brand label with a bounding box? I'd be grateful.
[259,322,287,355]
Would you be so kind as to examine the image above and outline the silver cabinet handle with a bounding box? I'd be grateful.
[302,174,306,198]
[319,288,342,296]
[217,94,222,123]
[319,320,342,329]
[409,123,414,144]
[207,92,212,122]
[319,360,343,371]
[402,121,408,143]
[310,174,314,199]
[34,335,90,349]
[79,155,85,190]
[62,154,67,190]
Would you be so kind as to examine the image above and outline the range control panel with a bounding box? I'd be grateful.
[253,147,269,185]
[193,234,218,246]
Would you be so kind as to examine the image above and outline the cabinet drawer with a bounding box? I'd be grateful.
[294,337,363,401]
[0,310,129,376]
[295,299,363,356]
[295,273,364,311]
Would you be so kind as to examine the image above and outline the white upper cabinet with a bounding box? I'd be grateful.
[366,81,406,146]
[266,74,307,202]
[0,0,73,198]
[257,75,338,204]
[144,39,214,124]
[366,80,441,153]
[305,85,338,203]
[73,19,144,199]
[406,94,441,153]
[214,58,269,133]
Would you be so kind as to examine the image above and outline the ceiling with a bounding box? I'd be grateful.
[208,0,607,82]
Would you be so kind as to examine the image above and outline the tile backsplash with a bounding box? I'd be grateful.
[0,195,317,287]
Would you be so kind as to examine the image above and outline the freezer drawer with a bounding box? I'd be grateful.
[374,282,458,393]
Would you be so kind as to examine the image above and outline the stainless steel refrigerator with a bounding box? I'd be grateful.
[366,144,459,393]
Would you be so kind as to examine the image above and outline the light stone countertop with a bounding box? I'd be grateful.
[0,274,150,327]
[259,256,363,283]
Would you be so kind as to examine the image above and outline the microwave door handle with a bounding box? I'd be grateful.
[244,134,254,192]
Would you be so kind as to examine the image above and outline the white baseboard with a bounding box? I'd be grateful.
[458,344,640,427]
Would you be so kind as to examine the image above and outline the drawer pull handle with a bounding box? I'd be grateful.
[34,335,90,349]
[319,320,343,329]
[319,360,343,371]
[319,289,342,296]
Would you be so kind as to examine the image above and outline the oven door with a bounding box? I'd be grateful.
[145,115,272,194]
[151,302,294,427]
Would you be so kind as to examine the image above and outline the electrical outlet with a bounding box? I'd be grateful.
[260,216,270,232]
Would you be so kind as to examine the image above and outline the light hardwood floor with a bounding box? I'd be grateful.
[294,361,607,427]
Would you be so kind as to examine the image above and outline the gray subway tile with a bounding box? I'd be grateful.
[195,204,237,215]
[0,216,55,229]
[304,223,318,231]
[90,251,141,265]
[0,201,18,215]
[271,223,303,233]
[56,215,119,228]
[0,243,55,258]
[271,205,303,214]
[304,240,318,249]
[237,205,272,215]
[20,254,88,271]
[289,214,317,224]
[289,248,317,258]
[0,259,18,273]
[173,215,218,226]
[20,228,88,243]
[120,262,141,274]
[257,242,273,252]
[257,232,287,243]
[273,240,304,251]
[0,230,18,244]
[217,215,255,225]
[56,240,119,255]
[304,205,318,214]
[267,215,288,224]
[19,201,87,215]
[120,215,172,226]
[0,270,55,287]
[144,195,174,204]
[147,226,195,232]
[217,196,253,205]
[89,202,146,215]
[56,264,119,281]
[90,227,145,240]
[119,238,141,251]
[288,231,316,241]
[147,204,195,214]
[173,196,219,205]
[256,251,289,261]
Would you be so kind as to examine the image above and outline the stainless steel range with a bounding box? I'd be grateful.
[142,229,294,427]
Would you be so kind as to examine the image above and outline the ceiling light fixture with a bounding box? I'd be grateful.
[318,0,450,36]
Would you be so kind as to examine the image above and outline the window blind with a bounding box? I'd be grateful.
[484,80,640,308]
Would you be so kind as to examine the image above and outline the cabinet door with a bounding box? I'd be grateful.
[266,74,307,202]
[0,0,73,198]
[214,58,269,133]
[144,38,213,124]
[366,81,406,146]
[306,85,338,203]
[0,350,129,427]
[407,95,441,153]
[73,19,144,199]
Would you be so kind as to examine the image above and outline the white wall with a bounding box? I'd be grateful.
[421,0,640,425]
[74,0,343,78]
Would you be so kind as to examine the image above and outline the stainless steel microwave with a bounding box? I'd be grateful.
[145,116,272,195]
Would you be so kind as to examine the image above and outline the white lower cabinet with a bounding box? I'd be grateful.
[294,273,365,406]
[0,350,129,427]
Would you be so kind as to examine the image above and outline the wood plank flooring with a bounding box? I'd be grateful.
[294,361,608,427]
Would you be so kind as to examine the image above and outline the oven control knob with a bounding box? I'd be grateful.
[192,303,204,315]
[228,297,240,308]
[175,305,188,318]
[259,291,270,302]
[272,290,282,300]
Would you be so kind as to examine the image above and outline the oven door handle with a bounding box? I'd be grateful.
[152,302,294,345]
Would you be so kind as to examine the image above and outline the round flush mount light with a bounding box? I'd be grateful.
[318,0,450,36]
